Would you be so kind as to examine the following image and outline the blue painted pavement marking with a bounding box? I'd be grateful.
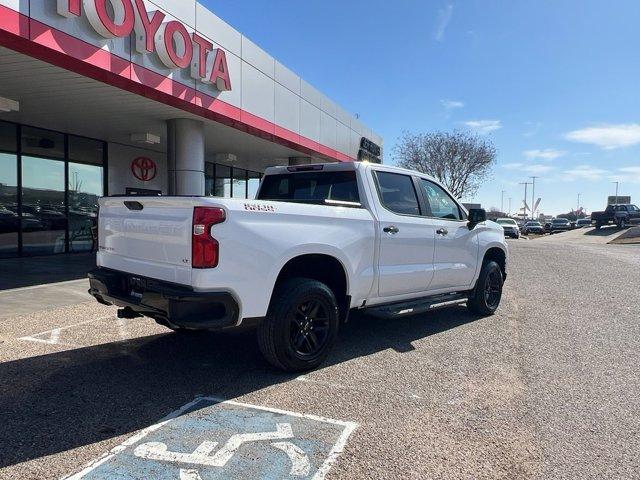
[65,397,357,480]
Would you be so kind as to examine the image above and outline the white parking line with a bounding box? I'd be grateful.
[63,397,204,480]
[18,316,113,346]
[20,328,62,345]
[63,396,358,480]
[295,375,423,401]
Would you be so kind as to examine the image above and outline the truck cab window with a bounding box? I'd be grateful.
[258,171,360,206]
[419,179,463,220]
[374,171,421,216]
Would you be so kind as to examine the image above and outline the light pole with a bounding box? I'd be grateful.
[501,189,506,214]
[508,197,512,216]
[612,181,620,203]
[530,176,539,220]
[519,182,532,220]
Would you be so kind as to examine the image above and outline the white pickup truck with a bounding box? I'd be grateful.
[89,162,508,372]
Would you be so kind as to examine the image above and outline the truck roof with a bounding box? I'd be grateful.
[264,162,439,183]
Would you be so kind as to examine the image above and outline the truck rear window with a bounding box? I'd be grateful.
[257,171,360,206]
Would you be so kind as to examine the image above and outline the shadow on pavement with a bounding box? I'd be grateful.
[0,305,482,469]
[0,254,96,290]
[584,227,623,237]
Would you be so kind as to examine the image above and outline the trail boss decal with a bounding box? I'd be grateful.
[57,0,232,92]
[244,203,275,212]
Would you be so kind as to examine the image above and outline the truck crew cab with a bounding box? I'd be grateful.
[592,204,640,229]
[89,163,508,372]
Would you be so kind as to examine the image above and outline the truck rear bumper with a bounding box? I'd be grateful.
[88,268,240,330]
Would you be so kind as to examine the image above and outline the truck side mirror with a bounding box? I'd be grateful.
[468,208,486,229]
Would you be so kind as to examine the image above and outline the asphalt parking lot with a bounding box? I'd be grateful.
[1,234,639,480]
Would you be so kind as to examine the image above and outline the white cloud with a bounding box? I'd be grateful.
[563,164,607,181]
[504,163,523,170]
[565,124,640,150]
[464,119,502,135]
[434,4,454,42]
[619,166,640,174]
[617,166,640,184]
[441,99,464,110]
[523,149,566,161]
[524,164,555,174]
[503,163,554,174]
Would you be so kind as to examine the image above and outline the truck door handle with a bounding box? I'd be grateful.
[436,228,449,236]
[383,226,399,234]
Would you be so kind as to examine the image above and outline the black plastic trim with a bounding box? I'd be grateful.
[363,291,470,319]
[88,268,240,330]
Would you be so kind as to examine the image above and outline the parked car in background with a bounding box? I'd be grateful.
[496,218,520,238]
[591,204,640,229]
[576,218,592,228]
[549,218,572,233]
[88,162,509,372]
[522,221,545,235]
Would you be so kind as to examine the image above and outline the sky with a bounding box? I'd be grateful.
[203,0,640,216]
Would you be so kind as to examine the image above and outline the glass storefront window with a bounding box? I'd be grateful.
[0,123,106,258]
[0,121,17,152]
[21,126,65,159]
[0,153,18,258]
[69,136,104,165]
[232,168,247,199]
[215,164,232,198]
[206,163,263,200]
[205,163,215,196]
[248,171,261,199]
[21,156,67,256]
[69,162,103,253]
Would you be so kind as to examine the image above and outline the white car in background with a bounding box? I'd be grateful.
[496,218,520,239]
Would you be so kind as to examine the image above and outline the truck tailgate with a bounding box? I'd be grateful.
[98,197,194,285]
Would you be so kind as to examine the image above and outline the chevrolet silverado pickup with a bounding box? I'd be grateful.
[89,162,508,372]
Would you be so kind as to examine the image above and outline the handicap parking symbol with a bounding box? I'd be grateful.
[65,397,358,480]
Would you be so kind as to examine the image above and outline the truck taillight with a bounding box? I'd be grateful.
[192,207,226,268]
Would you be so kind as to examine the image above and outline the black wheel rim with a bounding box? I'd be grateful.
[484,269,502,309]
[289,299,330,357]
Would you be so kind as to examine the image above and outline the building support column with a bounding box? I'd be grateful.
[167,119,205,195]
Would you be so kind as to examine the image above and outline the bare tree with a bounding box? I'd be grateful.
[394,130,497,199]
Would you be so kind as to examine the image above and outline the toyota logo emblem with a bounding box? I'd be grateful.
[131,157,157,182]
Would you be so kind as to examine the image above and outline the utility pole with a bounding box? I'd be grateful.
[519,182,532,220]
[501,189,506,214]
[530,176,539,220]
[577,193,581,218]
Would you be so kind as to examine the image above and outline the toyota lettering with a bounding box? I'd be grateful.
[56,0,232,92]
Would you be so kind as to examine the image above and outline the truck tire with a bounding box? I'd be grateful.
[618,218,627,229]
[595,223,602,230]
[258,278,339,372]
[467,261,503,316]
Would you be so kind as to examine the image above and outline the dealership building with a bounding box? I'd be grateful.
[0,0,382,259]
